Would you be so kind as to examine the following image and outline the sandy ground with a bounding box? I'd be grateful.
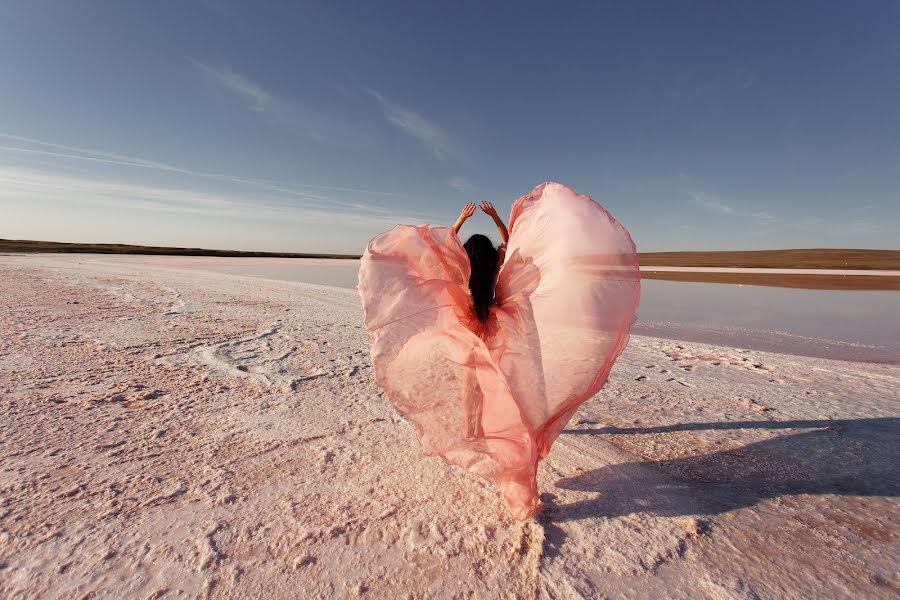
[1,254,897,600]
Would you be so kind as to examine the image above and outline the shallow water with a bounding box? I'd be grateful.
[205,259,362,289]
[196,258,899,364]
[633,280,898,363]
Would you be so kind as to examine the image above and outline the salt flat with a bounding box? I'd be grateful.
[1,254,897,599]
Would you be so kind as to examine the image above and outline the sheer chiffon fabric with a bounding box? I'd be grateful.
[358,182,640,519]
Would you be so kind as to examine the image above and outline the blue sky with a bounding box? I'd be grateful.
[1,1,898,253]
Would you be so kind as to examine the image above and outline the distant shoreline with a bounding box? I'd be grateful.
[0,239,360,260]
[637,248,900,271]
[3,238,898,269]
[639,270,900,291]
[3,239,900,290]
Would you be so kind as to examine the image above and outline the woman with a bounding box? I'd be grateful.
[453,201,508,317]
[451,201,508,439]
[358,183,640,519]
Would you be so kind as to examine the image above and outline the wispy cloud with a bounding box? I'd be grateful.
[689,192,735,215]
[687,190,776,225]
[364,87,455,160]
[187,59,369,147]
[668,68,758,103]
[683,186,885,240]
[448,176,475,193]
[792,216,879,235]
[0,133,173,170]
[0,165,433,229]
[188,57,271,112]
[0,133,403,211]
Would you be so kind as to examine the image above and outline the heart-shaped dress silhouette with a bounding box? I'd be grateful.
[358,182,641,518]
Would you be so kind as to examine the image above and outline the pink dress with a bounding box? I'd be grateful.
[357,182,640,519]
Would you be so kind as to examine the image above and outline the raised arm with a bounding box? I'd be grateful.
[452,202,476,235]
[479,201,509,244]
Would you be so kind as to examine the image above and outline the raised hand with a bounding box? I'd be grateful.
[480,201,509,244]
[479,201,498,219]
[453,202,477,234]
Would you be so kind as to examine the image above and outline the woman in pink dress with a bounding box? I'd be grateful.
[358,182,640,519]
[454,200,507,440]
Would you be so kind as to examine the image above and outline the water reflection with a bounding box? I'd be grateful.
[197,258,899,364]
[204,259,362,289]
[634,280,899,364]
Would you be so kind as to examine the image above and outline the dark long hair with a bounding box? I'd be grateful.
[463,234,500,322]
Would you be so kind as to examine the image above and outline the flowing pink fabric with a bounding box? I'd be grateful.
[357,182,641,519]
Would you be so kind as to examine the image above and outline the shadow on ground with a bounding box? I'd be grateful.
[537,417,899,555]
